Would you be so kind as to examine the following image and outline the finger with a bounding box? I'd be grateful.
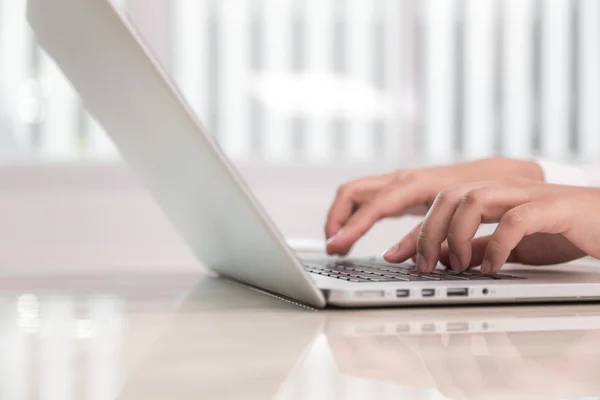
[327,183,426,255]
[418,335,468,400]
[417,182,493,273]
[509,233,585,266]
[444,334,487,398]
[440,237,487,269]
[439,236,519,268]
[446,186,530,271]
[438,234,580,269]
[325,174,394,239]
[482,198,573,274]
[383,222,422,263]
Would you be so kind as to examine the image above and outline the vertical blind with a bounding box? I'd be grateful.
[0,0,598,163]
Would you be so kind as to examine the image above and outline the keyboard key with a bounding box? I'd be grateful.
[368,278,401,282]
[442,276,473,281]
[304,263,327,270]
[383,273,410,278]
[417,275,442,280]
[302,260,526,282]
[495,274,525,280]
[382,269,410,275]
[355,268,384,274]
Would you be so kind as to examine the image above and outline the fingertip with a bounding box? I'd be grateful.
[382,243,413,263]
[325,222,342,240]
[480,259,492,274]
[416,254,428,273]
[382,252,396,263]
[326,232,352,256]
[383,252,411,264]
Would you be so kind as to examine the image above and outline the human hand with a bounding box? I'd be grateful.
[384,177,600,274]
[325,158,544,256]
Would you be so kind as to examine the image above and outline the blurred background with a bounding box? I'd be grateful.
[1,0,599,167]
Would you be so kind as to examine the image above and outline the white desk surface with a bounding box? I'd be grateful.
[0,271,598,400]
[1,164,600,399]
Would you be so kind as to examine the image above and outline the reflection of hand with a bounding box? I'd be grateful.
[325,158,544,256]
[327,334,435,388]
[384,178,600,274]
[418,330,600,400]
[328,329,600,399]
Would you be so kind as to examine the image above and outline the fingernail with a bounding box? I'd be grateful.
[416,254,428,272]
[481,259,492,274]
[326,230,343,245]
[449,254,462,271]
[383,244,401,259]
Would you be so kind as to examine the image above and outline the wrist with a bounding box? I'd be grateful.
[478,157,544,181]
[516,159,545,181]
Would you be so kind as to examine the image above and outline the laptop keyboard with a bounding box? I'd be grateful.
[303,260,526,283]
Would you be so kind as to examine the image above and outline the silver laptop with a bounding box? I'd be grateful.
[27,0,600,308]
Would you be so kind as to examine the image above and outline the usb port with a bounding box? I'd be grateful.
[447,288,469,297]
[396,289,410,298]
[446,322,469,332]
[422,289,435,297]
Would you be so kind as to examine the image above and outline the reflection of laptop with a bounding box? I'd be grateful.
[325,306,600,337]
[27,0,600,308]
[117,277,325,400]
[323,307,600,398]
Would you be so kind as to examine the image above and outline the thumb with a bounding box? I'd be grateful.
[439,233,583,269]
[438,236,519,269]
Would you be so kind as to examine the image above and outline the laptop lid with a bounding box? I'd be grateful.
[27,0,326,308]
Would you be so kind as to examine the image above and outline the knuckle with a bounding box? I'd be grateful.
[367,205,385,221]
[502,209,525,228]
[369,200,392,219]
[417,228,430,242]
[432,189,452,206]
[336,182,353,197]
[434,186,469,207]
[461,189,486,207]
[399,169,420,183]
[446,231,461,246]
[377,185,399,198]
[370,186,404,218]
[498,176,526,185]
[548,198,573,231]
[553,197,573,216]
[486,239,503,255]
[359,201,384,221]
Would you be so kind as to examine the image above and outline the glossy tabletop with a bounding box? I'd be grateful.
[2,269,600,400]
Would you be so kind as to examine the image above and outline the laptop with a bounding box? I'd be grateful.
[26,0,600,308]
